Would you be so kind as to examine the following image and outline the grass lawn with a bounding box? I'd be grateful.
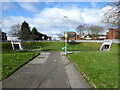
[0,53,1,80]
[1,41,101,80]
[1,42,40,80]
[23,41,101,51]
[67,42,101,51]
[23,41,65,51]
[68,44,118,88]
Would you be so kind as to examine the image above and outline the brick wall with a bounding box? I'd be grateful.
[67,32,77,40]
[106,28,116,39]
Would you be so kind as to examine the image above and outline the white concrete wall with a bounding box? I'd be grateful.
[7,37,19,41]
[75,39,120,43]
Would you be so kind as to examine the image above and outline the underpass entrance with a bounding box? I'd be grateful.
[100,40,112,51]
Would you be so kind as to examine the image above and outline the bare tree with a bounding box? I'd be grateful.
[10,24,21,37]
[76,24,91,36]
[83,24,91,35]
[89,25,104,35]
[76,25,86,36]
[102,1,120,27]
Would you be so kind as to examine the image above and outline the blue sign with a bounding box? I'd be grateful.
[62,46,66,50]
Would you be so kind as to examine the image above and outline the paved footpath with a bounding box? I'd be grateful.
[2,51,90,88]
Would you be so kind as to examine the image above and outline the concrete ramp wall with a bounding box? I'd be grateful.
[100,40,112,51]
[11,41,23,50]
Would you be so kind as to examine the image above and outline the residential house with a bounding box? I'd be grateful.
[67,32,77,40]
[106,28,120,39]
[0,30,7,41]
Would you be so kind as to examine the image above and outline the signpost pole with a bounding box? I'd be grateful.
[65,34,67,55]
[64,16,68,55]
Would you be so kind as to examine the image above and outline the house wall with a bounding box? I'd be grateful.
[106,28,116,39]
[67,32,77,40]
[2,32,7,40]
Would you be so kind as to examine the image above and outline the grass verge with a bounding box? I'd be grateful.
[68,44,118,88]
[2,51,39,80]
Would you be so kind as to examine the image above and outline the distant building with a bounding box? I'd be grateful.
[67,32,77,40]
[67,31,107,40]
[106,28,120,39]
[48,37,52,41]
[85,36,91,40]
[98,36,106,40]
[76,35,79,39]
[2,32,7,41]
[0,30,7,41]
[7,37,19,41]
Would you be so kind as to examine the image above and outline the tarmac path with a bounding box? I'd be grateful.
[2,51,90,88]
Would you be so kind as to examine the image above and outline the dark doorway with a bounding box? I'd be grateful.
[13,44,20,50]
[101,44,110,51]
[104,45,109,49]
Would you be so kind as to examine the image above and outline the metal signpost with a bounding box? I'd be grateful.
[64,16,68,55]
[65,33,67,55]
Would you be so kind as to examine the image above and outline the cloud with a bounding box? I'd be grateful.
[3,6,106,37]
[19,2,39,12]
[51,31,61,34]
[81,8,102,25]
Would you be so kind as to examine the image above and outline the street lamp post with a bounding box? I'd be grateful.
[64,16,68,55]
